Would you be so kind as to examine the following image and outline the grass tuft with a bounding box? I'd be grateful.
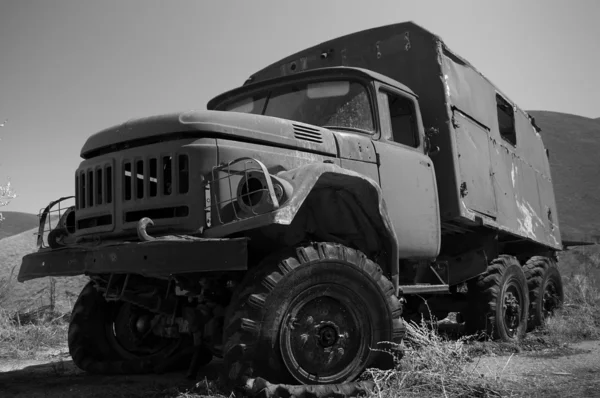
[542,247,600,343]
[362,320,511,398]
[0,308,69,359]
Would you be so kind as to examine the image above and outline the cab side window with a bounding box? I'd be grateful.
[380,91,418,148]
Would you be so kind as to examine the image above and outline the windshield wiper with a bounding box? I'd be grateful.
[322,126,373,135]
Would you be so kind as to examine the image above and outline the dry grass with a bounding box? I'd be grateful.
[543,249,600,343]
[362,321,511,398]
[0,228,88,312]
[0,307,69,360]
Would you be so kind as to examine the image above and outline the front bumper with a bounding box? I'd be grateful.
[18,237,248,282]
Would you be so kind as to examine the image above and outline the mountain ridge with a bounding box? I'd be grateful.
[528,110,600,239]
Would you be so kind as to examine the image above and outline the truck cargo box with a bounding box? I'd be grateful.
[245,21,562,250]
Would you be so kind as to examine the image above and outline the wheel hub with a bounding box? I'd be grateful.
[318,325,339,348]
[109,303,177,358]
[543,281,560,317]
[279,287,369,384]
[135,315,152,334]
[503,289,522,336]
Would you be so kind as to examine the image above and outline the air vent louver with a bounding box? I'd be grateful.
[293,123,323,143]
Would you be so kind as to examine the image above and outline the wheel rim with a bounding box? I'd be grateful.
[502,278,524,338]
[542,279,561,318]
[107,302,179,359]
[279,284,371,384]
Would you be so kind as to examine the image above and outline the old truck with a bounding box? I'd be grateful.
[18,22,564,392]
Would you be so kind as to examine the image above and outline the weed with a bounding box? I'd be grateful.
[0,308,69,359]
[362,320,511,398]
[544,247,600,343]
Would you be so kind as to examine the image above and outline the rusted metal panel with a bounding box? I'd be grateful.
[452,110,497,218]
[242,21,562,249]
[245,23,460,221]
[203,161,401,285]
[513,157,546,241]
[333,131,377,163]
[81,110,337,159]
[372,142,441,258]
[489,144,519,231]
[442,50,497,131]
[215,138,338,175]
[17,238,248,282]
[332,130,380,182]
[536,171,561,246]
[339,158,380,183]
[514,110,547,172]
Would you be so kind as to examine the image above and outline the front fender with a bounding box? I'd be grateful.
[204,162,399,287]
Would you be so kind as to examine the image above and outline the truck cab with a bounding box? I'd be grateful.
[209,66,441,260]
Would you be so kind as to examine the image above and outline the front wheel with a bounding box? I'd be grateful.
[221,243,404,386]
[68,282,196,374]
[465,255,529,341]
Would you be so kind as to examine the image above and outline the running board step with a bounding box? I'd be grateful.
[399,284,450,294]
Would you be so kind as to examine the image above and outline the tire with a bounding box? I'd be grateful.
[68,282,199,374]
[465,255,529,341]
[221,242,404,387]
[523,256,564,330]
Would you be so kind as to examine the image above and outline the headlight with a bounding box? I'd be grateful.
[236,171,290,215]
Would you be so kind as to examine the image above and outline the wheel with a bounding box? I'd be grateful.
[523,256,564,330]
[68,282,199,374]
[221,242,404,387]
[465,255,529,341]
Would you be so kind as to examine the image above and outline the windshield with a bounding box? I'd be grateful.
[221,80,374,134]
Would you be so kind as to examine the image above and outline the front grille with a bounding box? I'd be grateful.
[122,154,189,202]
[75,152,190,231]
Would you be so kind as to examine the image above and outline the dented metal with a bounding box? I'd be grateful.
[246,21,562,250]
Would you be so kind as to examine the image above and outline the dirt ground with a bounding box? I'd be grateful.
[0,344,222,398]
[468,340,600,397]
[1,341,600,397]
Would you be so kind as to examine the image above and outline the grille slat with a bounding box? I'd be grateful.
[106,166,113,204]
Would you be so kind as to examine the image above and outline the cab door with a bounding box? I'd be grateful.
[373,86,440,259]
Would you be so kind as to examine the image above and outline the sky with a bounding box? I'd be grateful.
[1,0,599,214]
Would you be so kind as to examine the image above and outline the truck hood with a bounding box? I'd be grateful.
[80,110,337,158]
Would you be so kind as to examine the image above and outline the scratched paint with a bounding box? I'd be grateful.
[516,199,535,238]
[511,163,518,188]
[444,74,451,98]
[515,197,544,240]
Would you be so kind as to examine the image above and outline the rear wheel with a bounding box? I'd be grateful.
[523,256,564,330]
[465,255,529,341]
[68,282,197,374]
[221,242,404,387]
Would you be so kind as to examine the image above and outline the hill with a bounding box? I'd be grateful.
[0,227,88,311]
[0,212,40,240]
[528,111,600,240]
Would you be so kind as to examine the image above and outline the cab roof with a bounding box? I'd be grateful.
[207,66,417,110]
